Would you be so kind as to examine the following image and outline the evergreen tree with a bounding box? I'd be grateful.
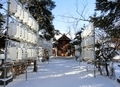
[89,0,120,76]
[90,0,120,38]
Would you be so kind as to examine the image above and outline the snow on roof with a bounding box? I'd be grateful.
[55,33,75,40]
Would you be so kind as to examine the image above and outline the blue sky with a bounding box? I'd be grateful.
[52,0,96,35]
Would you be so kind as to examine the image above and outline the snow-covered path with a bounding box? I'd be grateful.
[4,58,120,87]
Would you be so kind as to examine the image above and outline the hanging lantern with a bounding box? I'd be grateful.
[15,24,21,40]
[22,48,26,59]
[20,26,25,41]
[28,17,33,28]
[27,49,32,58]
[18,48,22,60]
[8,47,18,60]
[24,28,28,42]
[14,4,21,18]
[23,9,29,24]
[19,7,24,21]
[9,0,17,14]
[8,22,17,38]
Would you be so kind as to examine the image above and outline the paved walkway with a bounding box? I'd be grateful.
[4,58,120,87]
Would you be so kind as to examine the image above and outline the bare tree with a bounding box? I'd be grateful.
[59,0,91,33]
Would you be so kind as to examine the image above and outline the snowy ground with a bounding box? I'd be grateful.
[2,57,120,87]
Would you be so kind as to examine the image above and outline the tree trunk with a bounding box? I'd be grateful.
[105,63,109,76]
[98,63,103,75]
[33,60,37,72]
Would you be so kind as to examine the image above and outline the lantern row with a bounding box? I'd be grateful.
[7,47,37,60]
[81,23,95,61]
[9,0,39,32]
[8,22,38,45]
[0,48,38,60]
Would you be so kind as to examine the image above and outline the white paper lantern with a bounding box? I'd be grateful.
[30,35,33,44]
[32,49,37,58]
[33,22,36,31]
[22,28,26,41]
[31,49,34,57]
[14,23,21,39]
[28,31,32,43]
[36,24,39,32]
[27,32,30,43]
[27,49,32,58]
[14,4,21,18]
[35,49,37,57]
[24,28,28,42]
[10,0,17,14]
[29,49,32,58]
[22,48,26,59]
[30,33,33,43]
[33,34,37,44]
[18,48,22,59]
[19,25,23,40]
[31,33,33,43]
[31,20,35,30]
[32,34,35,44]
[34,35,37,44]
[8,22,17,38]
[28,17,33,28]
[27,49,30,58]
[8,47,18,60]
[33,35,36,44]
[34,49,37,58]
[19,7,24,21]
[20,26,25,41]
[33,21,38,31]
[23,10,29,24]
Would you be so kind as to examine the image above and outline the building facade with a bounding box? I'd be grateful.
[53,34,74,56]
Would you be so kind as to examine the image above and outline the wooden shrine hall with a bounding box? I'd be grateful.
[53,34,74,56]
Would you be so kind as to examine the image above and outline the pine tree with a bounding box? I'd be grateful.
[90,0,120,76]
[90,0,120,38]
